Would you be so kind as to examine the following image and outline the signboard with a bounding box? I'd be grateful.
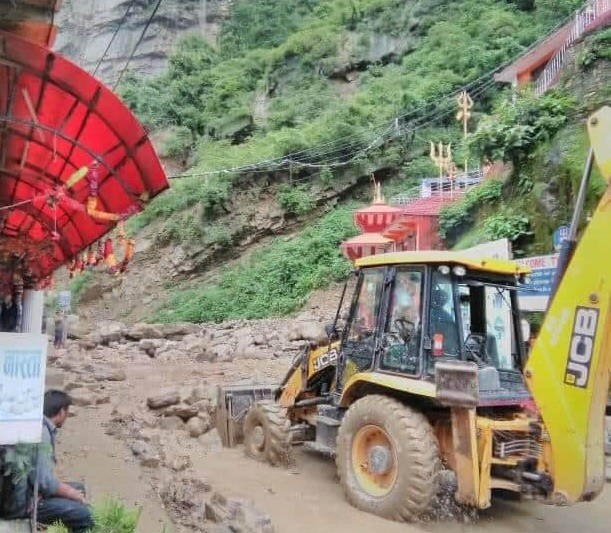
[461,238,512,260]
[552,225,570,252]
[58,290,72,311]
[0,334,48,444]
[515,254,559,312]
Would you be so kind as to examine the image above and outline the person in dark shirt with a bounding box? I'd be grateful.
[32,390,94,532]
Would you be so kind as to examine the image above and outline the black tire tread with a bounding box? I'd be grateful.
[336,394,440,522]
[243,400,292,467]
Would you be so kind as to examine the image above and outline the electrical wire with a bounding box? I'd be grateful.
[92,0,140,77]
[112,0,164,91]
[167,76,499,181]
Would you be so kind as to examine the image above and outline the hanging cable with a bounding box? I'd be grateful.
[113,0,164,91]
[92,0,140,77]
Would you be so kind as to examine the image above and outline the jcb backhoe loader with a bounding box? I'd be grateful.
[216,106,611,522]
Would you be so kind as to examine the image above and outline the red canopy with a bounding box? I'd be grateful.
[0,30,169,286]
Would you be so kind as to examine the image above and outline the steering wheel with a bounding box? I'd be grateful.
[393,317,416,343]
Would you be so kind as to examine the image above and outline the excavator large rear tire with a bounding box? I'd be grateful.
[336,394,440,522]
[243,400,292,466]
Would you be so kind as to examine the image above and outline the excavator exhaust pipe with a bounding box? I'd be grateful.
[215,383,279,448]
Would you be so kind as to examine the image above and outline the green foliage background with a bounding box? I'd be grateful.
[112,0,608,323]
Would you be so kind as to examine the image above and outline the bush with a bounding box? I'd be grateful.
[160,126,194,159]
[439,179,503,240]
[576,28,611,69]
[153,205,359,323]
[46,498,141,533]
[482,210,532,241]
[469,90,576,172]
[277,185,316,215]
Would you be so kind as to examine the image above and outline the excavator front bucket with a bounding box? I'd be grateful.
[215,383,279,448]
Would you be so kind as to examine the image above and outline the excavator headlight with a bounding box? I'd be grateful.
[453,266,466,277]
[438,265,451,275]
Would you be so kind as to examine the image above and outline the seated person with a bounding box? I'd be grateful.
[33,390,94,533]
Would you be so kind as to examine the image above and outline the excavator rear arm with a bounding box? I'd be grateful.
[524,106,611,504]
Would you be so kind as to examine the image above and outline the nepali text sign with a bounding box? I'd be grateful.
[0,334,47,444]
[516,254,559,312]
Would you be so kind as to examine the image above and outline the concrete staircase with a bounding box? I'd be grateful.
[535,0,611,95]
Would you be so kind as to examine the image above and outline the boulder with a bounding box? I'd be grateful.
[138,339,163,357]
[162,403,199,421]
[205,492,275,533]
[159,323,200,340]
[208,343,232,362]
[125,322,164,341]
[69,388,95,407]
[187,416,207,438]
[166,455,191,472]
[182,335,210,358]
[96,394,111,405]
[158,415,185,431]
[77,338,96,350]
[287,322,326,344]
[147,390,180,409]
[130,440,161,468]
[93,368,127,382]
[98,321,126,345]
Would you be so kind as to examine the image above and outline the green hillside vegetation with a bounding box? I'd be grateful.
[115,0,610,323]
[441,28,611,255]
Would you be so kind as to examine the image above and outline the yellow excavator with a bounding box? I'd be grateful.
[216,106,611,521]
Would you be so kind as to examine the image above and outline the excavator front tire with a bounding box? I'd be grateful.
[336,394,440,522]
[243,400,292,466]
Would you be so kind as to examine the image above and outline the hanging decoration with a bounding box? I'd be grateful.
[68,220,136,279]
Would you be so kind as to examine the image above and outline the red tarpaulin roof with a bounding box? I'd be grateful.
[0,30,169,285]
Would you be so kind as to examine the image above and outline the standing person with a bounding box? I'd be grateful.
[33,390,94,532]
[54,312,65,349]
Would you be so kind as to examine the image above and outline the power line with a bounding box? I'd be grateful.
[166,76,499,181]
[93,0,140,77]
[113,0,164,91]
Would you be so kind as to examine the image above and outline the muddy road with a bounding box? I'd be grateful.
[50,342,611,533]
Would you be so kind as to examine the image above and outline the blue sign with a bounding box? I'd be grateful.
[552,225,570,252]
[518,268,556,297]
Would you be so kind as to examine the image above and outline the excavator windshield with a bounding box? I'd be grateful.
[426,269,524,374]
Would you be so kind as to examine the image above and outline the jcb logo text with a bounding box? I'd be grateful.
[564,307,599,388]
[313,349,338,371]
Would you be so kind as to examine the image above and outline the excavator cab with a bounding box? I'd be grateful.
[334,260,529,404]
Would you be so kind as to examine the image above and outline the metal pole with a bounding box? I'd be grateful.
[548,147,594,304]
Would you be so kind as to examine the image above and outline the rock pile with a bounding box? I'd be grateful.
[160,476,275,533]
[74,315,330,363]
[145,384,218,439]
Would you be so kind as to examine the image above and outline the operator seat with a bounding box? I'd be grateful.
[430,287,460,356]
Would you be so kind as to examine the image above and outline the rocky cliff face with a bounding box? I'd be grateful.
[54,0,229,84]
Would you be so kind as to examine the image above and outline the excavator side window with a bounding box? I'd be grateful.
[428,271,462,368]
[339,268,384,383]
[379,268,424,375]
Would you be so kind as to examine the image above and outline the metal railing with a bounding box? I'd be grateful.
[534,0,610,96]
[390,169,484,206]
